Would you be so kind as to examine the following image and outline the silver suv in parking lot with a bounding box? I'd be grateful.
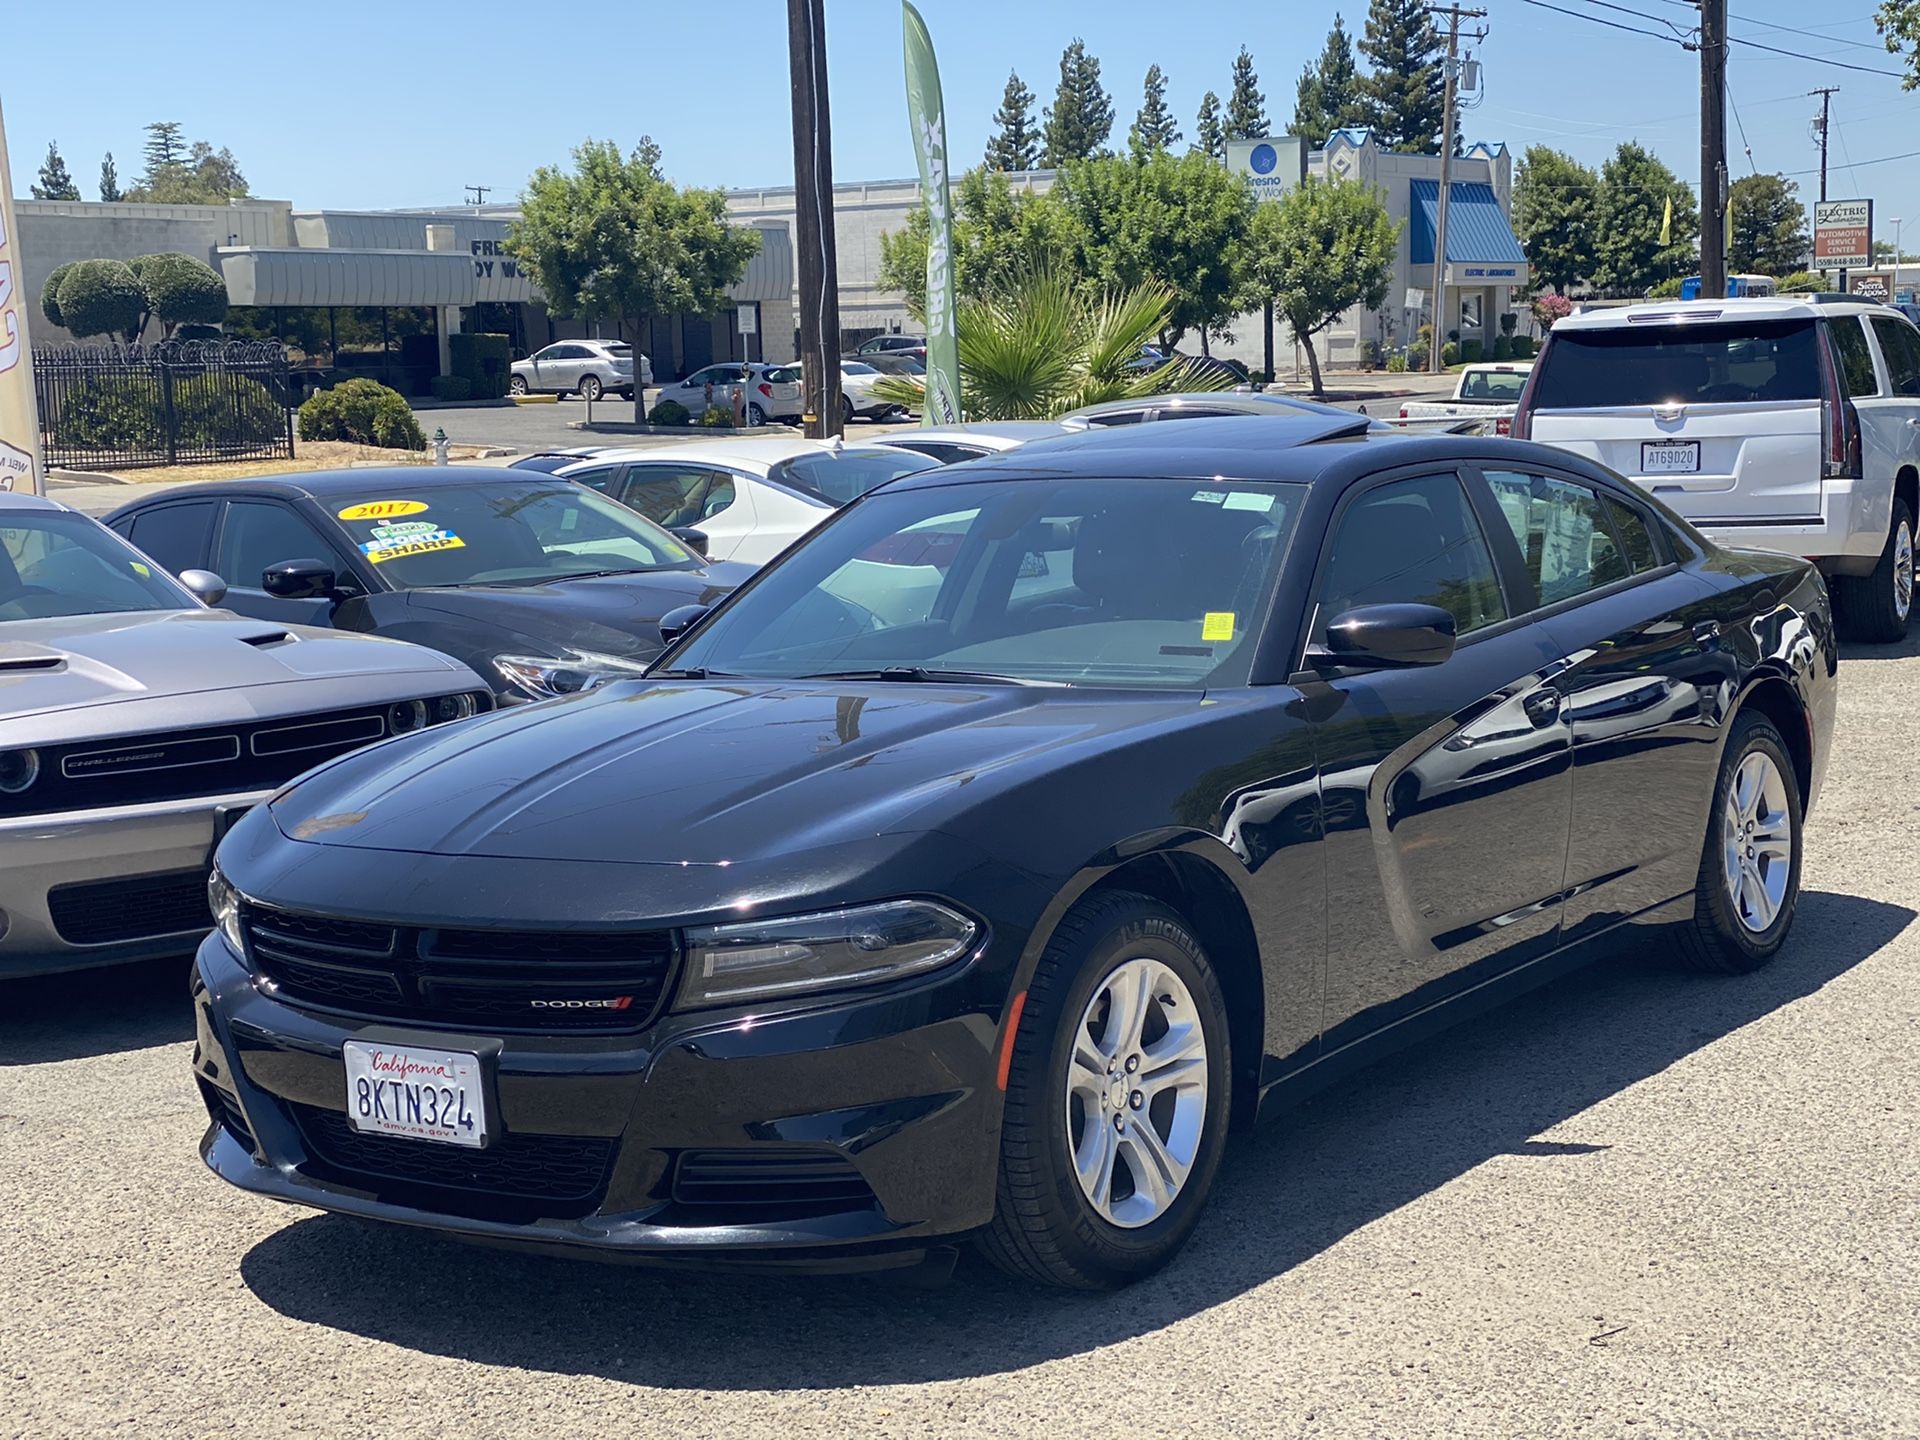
[509,340,650,400]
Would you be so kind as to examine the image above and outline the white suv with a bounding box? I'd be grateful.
[1516,296,1918,640]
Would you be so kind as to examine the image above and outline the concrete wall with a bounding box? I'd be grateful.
[15,198,293,344]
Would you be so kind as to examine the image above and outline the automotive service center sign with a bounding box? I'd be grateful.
[0,97,45,494]
[1814,199,1873,272]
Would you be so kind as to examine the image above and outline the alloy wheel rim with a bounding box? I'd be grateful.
[1894,519,1913,623]
[1721,750,1793,933]
[1065,957,1208,1229]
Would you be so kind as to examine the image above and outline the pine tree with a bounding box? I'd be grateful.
[1294,16,1370,147]
[1129,64,1182,158]
[98,153,122,203]
[31,141,80,201]
[1193,91,1225,162]
[1224,47,1269,141]
[984,71,1041,172]
[140,123,185,189]
[1040,38,1115,167]
[1357,0,1446,153]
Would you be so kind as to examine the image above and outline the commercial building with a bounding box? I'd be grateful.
[13,197,793,388]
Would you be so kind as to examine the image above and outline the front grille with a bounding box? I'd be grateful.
[673,1149,878,1215]
[0,702,430,820]
[242,905,677,1033]
[291,1103,614,1216]
[47,870,211,945]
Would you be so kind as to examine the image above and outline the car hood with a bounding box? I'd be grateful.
[269,678,1207,865]
[0,608,466,723]
[408,565,751,659]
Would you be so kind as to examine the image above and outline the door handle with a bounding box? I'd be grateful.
[1693,619,1722,648]
[1523,690,1563,728]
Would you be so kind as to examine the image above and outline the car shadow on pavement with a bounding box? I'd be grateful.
[0,957,194,1065]
[239,889,1911,1389]
[1837,628,1920,663]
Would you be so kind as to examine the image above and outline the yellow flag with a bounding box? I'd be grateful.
[1659,195,1673,246]
[1726,197,1734,257]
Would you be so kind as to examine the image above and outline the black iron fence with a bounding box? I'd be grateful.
[34,341,296,472]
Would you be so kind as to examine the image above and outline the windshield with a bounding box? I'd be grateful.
[1536,319,1821,408]
[767,448,942,507]
[667,475,1305,688]
[843,362,878,375]
[1,510,194,621]
[326,481,697,588]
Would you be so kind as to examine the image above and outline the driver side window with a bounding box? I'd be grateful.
[1319,474,1507,639]
[216,502,340,591]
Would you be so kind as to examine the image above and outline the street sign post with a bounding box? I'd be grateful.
[1814,199,1873,273]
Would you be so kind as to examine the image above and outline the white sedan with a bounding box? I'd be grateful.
[554,437,939,565]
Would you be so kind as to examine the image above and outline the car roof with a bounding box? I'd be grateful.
[875,421,1077,449]
[105,466,596,505]
[1062,391,1356,422]
[0,490,70,513]
[1555,295,1879,330]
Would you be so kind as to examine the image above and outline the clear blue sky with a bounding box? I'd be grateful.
[8,0,1918,247]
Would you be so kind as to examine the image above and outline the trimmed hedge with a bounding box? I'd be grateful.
[135,252,228,334]
[450,332,511,400]
[1491,335,1514,361]
[1440,341,1461,367]
[430,375,473,401]
[1459,338,1484,364]
[52,374,285,452]
[697,405,735,428]
[297,378,426,450]
[647,399,691,426]
[1511,334,1537,359]
[40,262,75,329]
[53,259,143,340]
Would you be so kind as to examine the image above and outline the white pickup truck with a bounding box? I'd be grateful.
[1516,295,1919,641]
[1398,362,1533,431]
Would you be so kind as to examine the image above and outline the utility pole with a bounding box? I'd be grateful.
[1425,5,1485,374]
[1810,87,1838,203]
[464,184,490,207]
[786,0,844,438]
[1699,0,1728,300]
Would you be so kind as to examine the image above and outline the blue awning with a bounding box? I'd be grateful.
[1409,180,1527,267]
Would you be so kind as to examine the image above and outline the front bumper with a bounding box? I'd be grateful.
[192,929,1009,1270]
[0,789,264,979]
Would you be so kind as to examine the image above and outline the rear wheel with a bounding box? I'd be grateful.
[1834,498,1913,642]
[1673,711,1803,973]
[979,891,1231,1289]
[508,375,529,396]
[842,395,856,424]
[578,374,604,402]
[748,403,767,426]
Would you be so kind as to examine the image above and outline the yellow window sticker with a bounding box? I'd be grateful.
[130,561,152,578]
[338,499,429,521]
[1202,612,1236,642]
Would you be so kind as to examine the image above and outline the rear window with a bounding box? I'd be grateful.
[1535,319,1821,408]
[767,449,941,507]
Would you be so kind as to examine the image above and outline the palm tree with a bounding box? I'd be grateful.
[874,269,1232,420]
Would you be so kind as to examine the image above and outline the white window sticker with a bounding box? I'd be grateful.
[1222,491,1275,512]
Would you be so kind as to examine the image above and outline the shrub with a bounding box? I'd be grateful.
[40,262,75,329]
[1530,293,1574,331]
[1646,276,1685,299]
[297,378,425,450]
[1778,270,1823,293]
[1499,311,1518,337]
[1462,339,1485,363]
[133,252,228,335]
[1441,341,1461,367]
[429,375,473,402]
[173,375,287,446]
[1491,336,1514,361]
[1406,345,1428,370]
[50,372,286,453]
[1386,352,1408,373]
[449,332,512,399]
[1358,338,1384,370]
[697,405,735,428]
[1511,334,1537,359]
[54,259,144,340]
[648,398,691,426]
[173,323,223,341]
[52,377,163,451]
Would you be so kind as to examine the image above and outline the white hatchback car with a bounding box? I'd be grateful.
[1518,295,1920,640]
[652,363,802,425]
[555,438,940,565]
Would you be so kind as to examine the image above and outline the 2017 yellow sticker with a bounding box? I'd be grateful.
[1202,612,1236,642]
[338,499,428,521]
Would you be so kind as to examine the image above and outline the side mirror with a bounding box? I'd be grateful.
[1317,603,1457,669]
[178,569,228,607]
[658,603,711,645]
[670,526,710,557]
[261,557,337,601]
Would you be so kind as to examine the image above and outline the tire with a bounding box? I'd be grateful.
[748,403,767,426]
[978,890,1232,1289]
[1672,711,1804,974]
[1834,497,1914,643]
[842,395,856,424]
[508,375,529,396]
[578,374,604,402]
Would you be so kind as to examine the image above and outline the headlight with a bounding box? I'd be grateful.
[387,699,428,734]
[426,691,479,724]
[0,748,39,794]
[494,650,651,700]
[207,866,245,958]
[678,899,979,1009]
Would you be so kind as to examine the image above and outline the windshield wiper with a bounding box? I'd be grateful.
[796,666,1057,686]
[649,666,742,679]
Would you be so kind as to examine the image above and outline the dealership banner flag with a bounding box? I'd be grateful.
[0,99,45,493]
[902,1,961,426]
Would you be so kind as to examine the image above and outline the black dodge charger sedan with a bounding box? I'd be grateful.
[193,415,1836,1288]
[105,469,751,702]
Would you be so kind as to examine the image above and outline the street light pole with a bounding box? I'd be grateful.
[1893,217,1904,296]
[1424,5,1487,373]
[786,0,844,438]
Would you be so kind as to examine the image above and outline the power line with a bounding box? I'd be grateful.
[1515,0,1695,46]
[1730,10,1892,50]
[1726,77,1758,172]
[1727,34,1907,76]
[1781,144,1920,176]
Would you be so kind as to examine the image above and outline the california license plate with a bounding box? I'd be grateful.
[1641,440,1700,474]
[343,1040,488,1148]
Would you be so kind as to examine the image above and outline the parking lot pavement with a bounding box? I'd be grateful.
[4,642,1918,1438]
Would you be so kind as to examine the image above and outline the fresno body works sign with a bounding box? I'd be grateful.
[0,98,45,494]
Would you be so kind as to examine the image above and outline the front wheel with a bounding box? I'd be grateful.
[1834,497,1913,642]
[842,395,856,424]
[578,374,604,402]
[979,891,1231,1289]
[1673,711,1804,973]
[508,375,529,396]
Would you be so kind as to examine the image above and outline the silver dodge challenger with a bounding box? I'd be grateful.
[0,491,491,978]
